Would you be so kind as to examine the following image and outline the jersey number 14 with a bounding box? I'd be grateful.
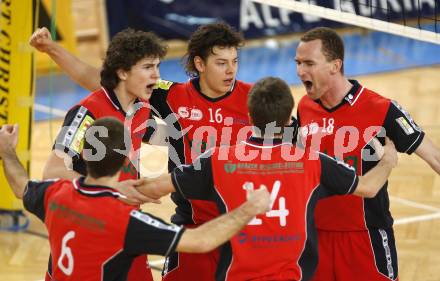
[243,180,289,226]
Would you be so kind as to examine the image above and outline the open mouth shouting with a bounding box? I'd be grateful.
[145,83,156,96]
[303,80,313,92]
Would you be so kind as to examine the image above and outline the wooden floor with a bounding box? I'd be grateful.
[1,66,440,280]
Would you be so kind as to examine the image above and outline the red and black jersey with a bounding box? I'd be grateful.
[170,137,358,281]
[23,177,185,281]
[150,78,252,225]
[297,80,425,231]
[54,87,155,181]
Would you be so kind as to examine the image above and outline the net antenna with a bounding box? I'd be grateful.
[250,0,440,45]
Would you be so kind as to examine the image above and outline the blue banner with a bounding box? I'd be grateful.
[106,0,438,39]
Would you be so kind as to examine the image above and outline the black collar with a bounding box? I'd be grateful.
[343,80,363,106]
[314,80,363,112]
[248,136,283,145]
[73,177,124,198]
[102,87,141,116]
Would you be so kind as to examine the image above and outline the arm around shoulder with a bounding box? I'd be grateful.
[175,187,270,253]
[134,174,175,200]
[354,138,398,198]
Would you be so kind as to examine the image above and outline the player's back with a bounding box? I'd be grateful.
[210,138,323,281]
[43,178,137,281]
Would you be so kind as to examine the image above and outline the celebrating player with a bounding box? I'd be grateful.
[295,27,440,281]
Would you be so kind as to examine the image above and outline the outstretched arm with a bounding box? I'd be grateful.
[176,186,270,253]
[42,150,82,180]
[0,125,28,198]
[415,136,440,174]
[29,27,101,91]
[115,173,173,202]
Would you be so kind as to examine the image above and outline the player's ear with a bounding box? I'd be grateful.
[116,68,128,81]
[194,56,205,73]
[331,59,342,74]
[248,112,254,125]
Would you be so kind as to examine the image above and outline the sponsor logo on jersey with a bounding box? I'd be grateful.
[395,117,415,135]
[392,100,421,132]
[190,108,203,120]
[177,107,190,118]
[237,231,300,246]
[223,162,303,174]
[224,162,237,174]
[309,122,319,134]
[69,115,94,154]
[130,210,181,232]
[155,79,174,90]
[177,106,203,121]
[48,201,105,231]
[300,122,319,137]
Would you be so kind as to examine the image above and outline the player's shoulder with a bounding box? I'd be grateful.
[234,80,253,92]
[297,94,316,110]
[27,178,73,196]
[81,88,106,102]
[360,87,391,107]
[153,79,184,93]
[76,88,110,111]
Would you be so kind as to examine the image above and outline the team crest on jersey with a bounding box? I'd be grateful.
[155,79,173,90]
[224,162,237,174]
[395,117,415,135]
[177,106,203,121]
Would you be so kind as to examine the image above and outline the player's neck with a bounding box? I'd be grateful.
[84,174,120,190]
[252,129,283,139]
[199,78,227,99]
[113,86,136,113]
[320,77,352,108]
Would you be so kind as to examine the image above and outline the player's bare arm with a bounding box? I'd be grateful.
[42,150,82,180]
[415,137,440,174]
[113,179,162,205]
[123,174,174,201]
[0,125,28,198]
[176,186,270,253]
[29,27,101,91]
[113,174,172,203]
[354,138,398,198]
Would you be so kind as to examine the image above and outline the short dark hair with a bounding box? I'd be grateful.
[184,22,244,77]
[248,77,294,136]
[100,28,167,89]
[83,117,127,178]
[301,27,345,73]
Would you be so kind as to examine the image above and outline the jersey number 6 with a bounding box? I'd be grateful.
[58,230,76,276]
